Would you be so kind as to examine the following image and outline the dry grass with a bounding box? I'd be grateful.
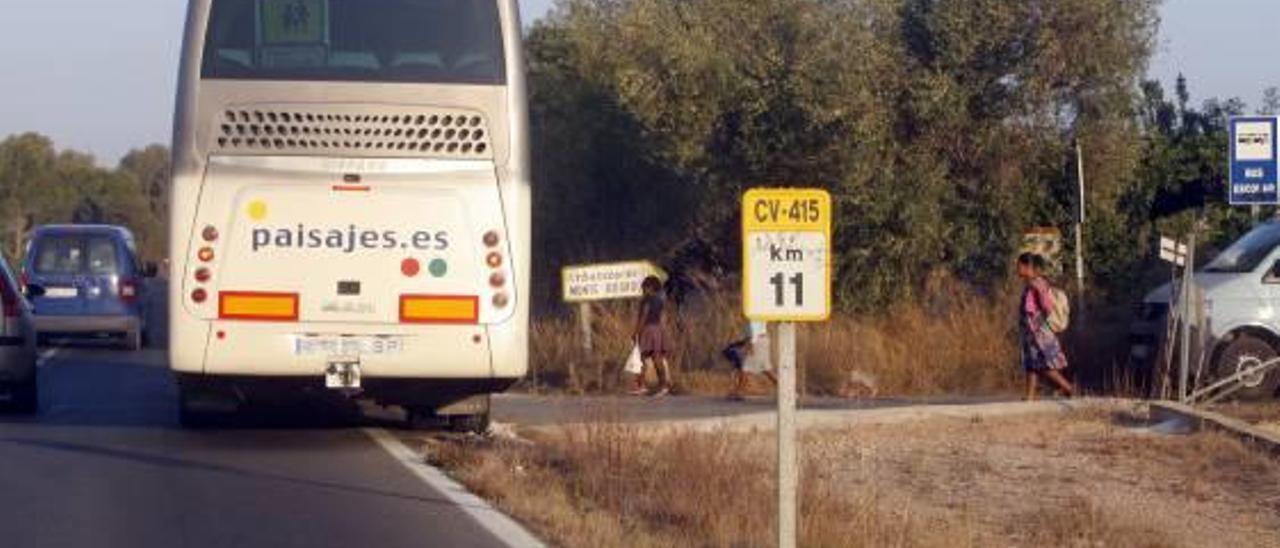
[431,419,977,548]
[432,409,1280,548]
[528,277,1021,397]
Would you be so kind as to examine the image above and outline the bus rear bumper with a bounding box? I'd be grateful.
[171,319,526,377]
[176,373,518,409]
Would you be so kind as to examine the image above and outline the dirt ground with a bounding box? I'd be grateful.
[438,406,1280,547]
[810,409,1280,547]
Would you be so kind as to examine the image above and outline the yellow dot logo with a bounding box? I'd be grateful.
[247,201,269,221]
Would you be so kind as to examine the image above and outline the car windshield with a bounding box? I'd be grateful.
[201,0,506,84]
[32,235,120,276]
[1203,223,1280,273]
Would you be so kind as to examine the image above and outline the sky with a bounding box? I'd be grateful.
[0,0,1272,166]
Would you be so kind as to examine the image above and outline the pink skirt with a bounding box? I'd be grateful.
[638,324,670,358]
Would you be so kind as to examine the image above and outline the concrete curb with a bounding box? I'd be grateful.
[1150,401,1280,455]
[535,397,1132,435]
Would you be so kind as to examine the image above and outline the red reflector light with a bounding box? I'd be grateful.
[486,252,503,269]
[219,292,300,322]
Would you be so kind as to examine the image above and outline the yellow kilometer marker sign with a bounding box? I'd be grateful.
[741,188,832,322]
[741,188,832,548]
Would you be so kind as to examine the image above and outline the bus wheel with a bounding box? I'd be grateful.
[448,413,491,435]
[178,387,225,429]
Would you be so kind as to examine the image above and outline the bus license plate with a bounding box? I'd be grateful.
[295,336,403,357]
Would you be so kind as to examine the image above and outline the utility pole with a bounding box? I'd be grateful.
[1075,140,1087,323]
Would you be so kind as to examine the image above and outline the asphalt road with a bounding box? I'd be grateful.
[0,338,523,548]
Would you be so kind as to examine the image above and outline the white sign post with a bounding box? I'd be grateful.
[742,188,832,548]
[562,261,667,305]
[561,261,667,392]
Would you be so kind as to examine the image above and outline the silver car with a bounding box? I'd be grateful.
[0,256,39,413]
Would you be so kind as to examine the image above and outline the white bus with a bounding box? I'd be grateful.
[170,0,529,430]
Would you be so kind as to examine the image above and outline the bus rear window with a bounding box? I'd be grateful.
[201,0,506,84]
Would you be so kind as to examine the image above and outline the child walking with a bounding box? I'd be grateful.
[723,320,776,401]
[630,276,674,397]
[1017,253,1074,400]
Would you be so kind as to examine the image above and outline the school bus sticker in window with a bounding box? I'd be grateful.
[260,0,328,45]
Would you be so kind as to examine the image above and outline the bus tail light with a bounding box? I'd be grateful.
[492,292,510,309]
[219,292,299,322]
[202,225,220,242]
[483,231,501,248]
[485,252,503,269]
[191,288,208,304]
[400,295,479,324]
[194,268,212,283]
[489,272,506,288]
[198,247,215,263]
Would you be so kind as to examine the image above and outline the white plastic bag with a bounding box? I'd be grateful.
[624,344,644,375]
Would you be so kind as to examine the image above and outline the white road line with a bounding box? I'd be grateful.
[36,348,61,368]
[362,428,546,548]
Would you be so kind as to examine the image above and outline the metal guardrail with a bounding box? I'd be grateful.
[1186,355,1280,405]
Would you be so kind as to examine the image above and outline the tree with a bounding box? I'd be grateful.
[117,145,171,260]
[0,135,169,264]
[532,0,1160,310]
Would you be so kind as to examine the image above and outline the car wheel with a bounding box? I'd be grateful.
[8,376,38,415]
[124,330,143,352]
[1213,335,1280,401]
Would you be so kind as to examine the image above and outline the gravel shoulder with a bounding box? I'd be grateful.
[812,408,1280,547]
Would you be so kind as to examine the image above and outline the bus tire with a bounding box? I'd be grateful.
[448,413,490,435]
[178,388,219,429]
[1213,335,1280,401]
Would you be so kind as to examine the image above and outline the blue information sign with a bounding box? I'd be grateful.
[1230,116,1280,205]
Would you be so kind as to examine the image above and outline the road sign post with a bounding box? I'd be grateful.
[742,188,832,548]
[1229,116,1280,205]
[562,261,667,389]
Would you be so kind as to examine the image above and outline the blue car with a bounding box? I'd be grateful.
[21,225,156,350]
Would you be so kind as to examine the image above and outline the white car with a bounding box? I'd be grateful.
[0,257,38,413]
[1132,221,1280,400]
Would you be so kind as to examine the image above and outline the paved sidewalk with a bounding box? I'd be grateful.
[493,393,1130,433]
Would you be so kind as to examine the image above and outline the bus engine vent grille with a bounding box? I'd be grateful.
[214,107,493,158]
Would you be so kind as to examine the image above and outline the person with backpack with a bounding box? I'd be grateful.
[1017,252,1075,400]
[722,319,776,401]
